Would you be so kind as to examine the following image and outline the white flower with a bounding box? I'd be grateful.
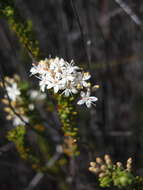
[50,57,65,71]
[28,104,35,110]
[77,91,98,108]
[39,75,51,92]
[48,77,62,93]
[65,60,80,74]
[29,90,39,99]
[29,90,46,100]
[62,87,78,97]
[76,72,91,88]
[82,72,91,87]
[13,115,29,126]
[60,74,75,87]
[6,83,21,101]
[30,66,39,75]
[30,59,49,76]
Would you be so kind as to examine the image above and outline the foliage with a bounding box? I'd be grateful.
[7,125,43,171]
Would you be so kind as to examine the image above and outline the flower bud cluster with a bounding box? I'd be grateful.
[89,155,135,188]
[89,155,112,178]
[30,57,98,108]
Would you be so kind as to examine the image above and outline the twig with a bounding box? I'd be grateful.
[114,0,141,25]
[70,0,91,69]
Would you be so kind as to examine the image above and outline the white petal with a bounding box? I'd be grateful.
[86,91,91,97]
[30,67,37,75]
[72,88,78,94]
[40,85,46,92]
[46,83,54,89]
[54,85,59,93]
[90,97,98,102]
[77,99,85,105]
[74,66,80,70]
[80,91,85,98]
[86,100,91,108]
[67,75,75,81]
[64,89,70,97]
[82,81,90,88]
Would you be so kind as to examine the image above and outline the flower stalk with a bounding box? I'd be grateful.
[56,95,79,157]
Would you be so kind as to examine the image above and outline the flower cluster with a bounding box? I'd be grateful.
[30,57,98,108]
[0,75,29,126]
[89,155,135,188]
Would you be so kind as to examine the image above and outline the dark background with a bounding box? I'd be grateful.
[1,0,143,189]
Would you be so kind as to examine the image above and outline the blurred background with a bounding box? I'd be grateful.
[1,0,143,189]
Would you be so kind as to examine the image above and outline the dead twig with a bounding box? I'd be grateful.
[114,0,141,25]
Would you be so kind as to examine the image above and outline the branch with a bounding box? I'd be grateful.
[114,0,141,25]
